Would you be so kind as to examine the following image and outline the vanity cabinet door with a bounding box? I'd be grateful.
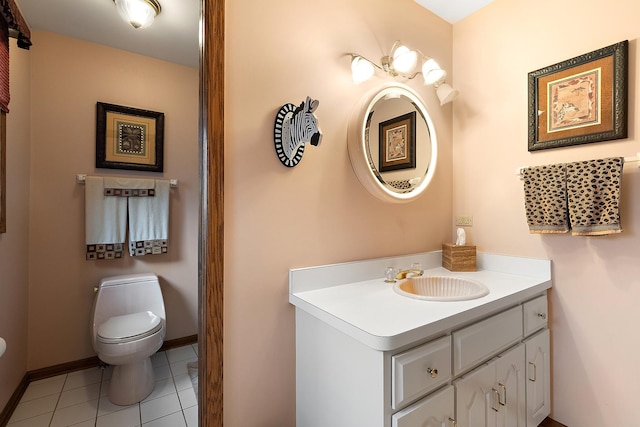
[391,385,455,427]
[496,344,526,427]
[525,329,550,427]
[455,344,526,427]
[454,361,497,427]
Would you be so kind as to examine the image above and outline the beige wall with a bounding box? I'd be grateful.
[225,0,453,425]
[0,38,31,411]
[453,0,640,425]
[25,31,199,370]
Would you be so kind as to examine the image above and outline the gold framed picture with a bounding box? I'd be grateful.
[527,40,628,151]
[96,102,165,172]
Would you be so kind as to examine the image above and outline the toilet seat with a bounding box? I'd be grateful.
[97,311,162,344]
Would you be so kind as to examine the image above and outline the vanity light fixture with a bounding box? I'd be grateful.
[349,40,459,104]
[351,56,376,84]
[113,0,162,29]
[435,81,459,105]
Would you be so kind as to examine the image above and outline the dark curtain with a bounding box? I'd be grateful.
[0,17,8,112]
[0,0,31,49]
[0,0,32,112]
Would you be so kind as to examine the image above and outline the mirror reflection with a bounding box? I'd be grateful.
[349,84,438,203]
[366,96,432,193]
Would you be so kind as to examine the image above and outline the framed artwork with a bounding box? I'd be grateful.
[378,111,416,172]
[0,112,5,234]
[528,40,628,151]
[96,102,165,172]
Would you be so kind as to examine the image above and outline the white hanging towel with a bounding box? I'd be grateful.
[85,176,127,260]
[128,179,170,256]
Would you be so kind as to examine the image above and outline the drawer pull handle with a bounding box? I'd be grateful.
[427,367,438,378]
[448,417,457,427]
[537,312,547,320]
[498,383,507,406]
[491,388,500,412]
[529,361,537,382]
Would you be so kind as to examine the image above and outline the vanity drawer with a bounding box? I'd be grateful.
[392,335,451,410]
[452,306,523,375]
[391,385,454,427]
[523,295,548,336]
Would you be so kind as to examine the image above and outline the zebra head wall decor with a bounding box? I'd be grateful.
[274,96,322,167]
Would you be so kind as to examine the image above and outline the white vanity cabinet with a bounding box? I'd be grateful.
[295,294,550,427]
[290,252,552,427]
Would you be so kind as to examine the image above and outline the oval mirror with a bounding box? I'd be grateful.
[348,84,437,203]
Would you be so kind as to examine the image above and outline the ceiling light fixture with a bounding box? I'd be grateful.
[349,41,459,104]
[113,0,162,29]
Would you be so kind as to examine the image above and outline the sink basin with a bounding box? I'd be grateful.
[393,276,489,301]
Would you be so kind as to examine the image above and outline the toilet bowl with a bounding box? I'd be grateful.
[91,273,166,405]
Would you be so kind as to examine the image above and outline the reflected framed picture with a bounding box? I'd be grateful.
[378,111,416,172]
[96,102,165,172]
[528,40,628,151]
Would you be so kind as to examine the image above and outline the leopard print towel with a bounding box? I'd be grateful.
[522,164,569,234]
[566,157,623,236]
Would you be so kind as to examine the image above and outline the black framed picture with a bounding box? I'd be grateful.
[96,102,165,172]
[378,111,416,172]
[528,40,628,151]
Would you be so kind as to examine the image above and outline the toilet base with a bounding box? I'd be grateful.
[108,357,155,406]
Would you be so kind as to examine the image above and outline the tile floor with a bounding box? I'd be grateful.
[7,344,199,427]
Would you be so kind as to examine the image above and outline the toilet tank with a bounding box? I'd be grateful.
[92,273,166,339]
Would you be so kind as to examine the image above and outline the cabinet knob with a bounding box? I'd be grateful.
[537,312,547,320]
[427,367,438,378]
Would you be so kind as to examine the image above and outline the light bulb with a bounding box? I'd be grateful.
[351,56,375,84]
[392,45,418,74]
[424,69,446,85]
[114,0,160,29]
[422,59,446,85]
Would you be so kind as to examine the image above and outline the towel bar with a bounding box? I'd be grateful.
[515,152,640,178]
[76,174,179,188]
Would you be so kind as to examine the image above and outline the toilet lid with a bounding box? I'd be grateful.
[97,311,163,344]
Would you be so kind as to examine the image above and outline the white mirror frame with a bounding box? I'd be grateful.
[348,83,438,203]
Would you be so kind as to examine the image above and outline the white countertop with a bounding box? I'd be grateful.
[289,252,551,351]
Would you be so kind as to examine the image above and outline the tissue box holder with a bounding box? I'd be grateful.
[442,243,476,272]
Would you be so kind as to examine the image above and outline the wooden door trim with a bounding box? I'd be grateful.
[199,0,224,425]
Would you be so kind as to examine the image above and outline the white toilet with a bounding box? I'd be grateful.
[91,273,166,405]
